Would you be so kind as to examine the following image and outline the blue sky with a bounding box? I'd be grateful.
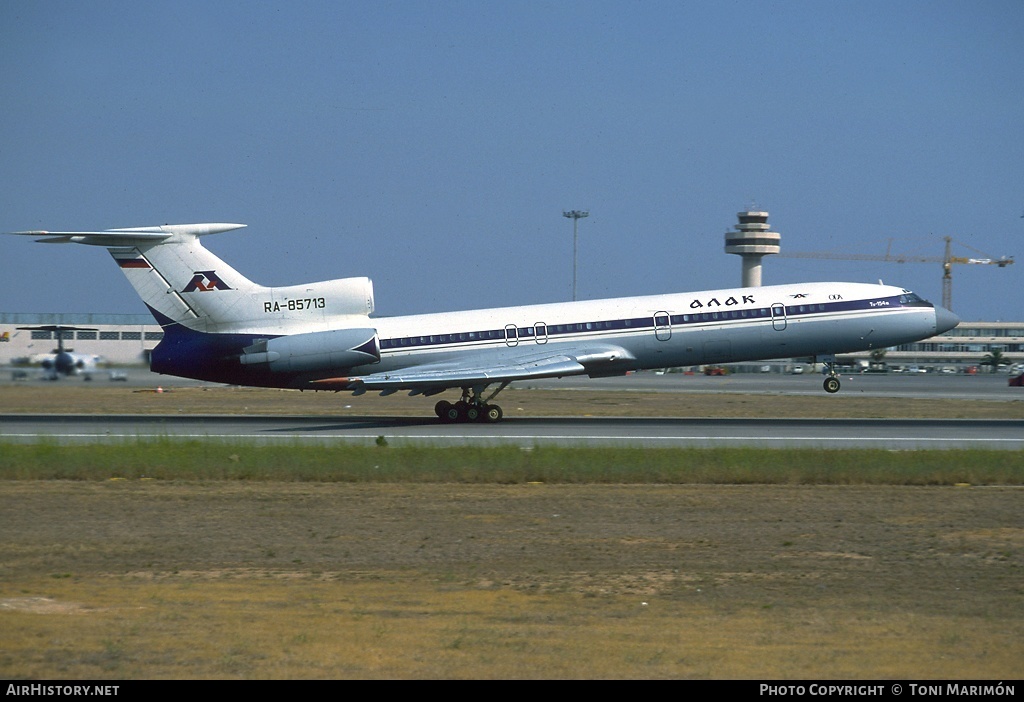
[3,1,1022,321]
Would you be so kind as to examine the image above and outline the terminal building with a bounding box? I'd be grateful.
[888,321,1024,368]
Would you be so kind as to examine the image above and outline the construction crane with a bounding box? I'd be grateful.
[779,236,1013,311]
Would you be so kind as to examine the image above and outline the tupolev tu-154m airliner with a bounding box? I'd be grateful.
[11,223,960,422]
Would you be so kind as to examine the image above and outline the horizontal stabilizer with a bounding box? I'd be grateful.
[9,223,245,246]
[17,325,98,333]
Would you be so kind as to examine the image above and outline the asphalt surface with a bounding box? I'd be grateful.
[3,366,1022,448]
[2,413,1021,449]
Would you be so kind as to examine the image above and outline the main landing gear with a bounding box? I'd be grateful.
[435,383,508,423]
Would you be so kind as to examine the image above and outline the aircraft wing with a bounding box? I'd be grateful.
[310,344,635,395]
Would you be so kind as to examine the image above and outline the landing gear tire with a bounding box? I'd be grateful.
[823,376,841,394]
[438,383,511,423]
[434,400,452,419]
[436,399,504,423]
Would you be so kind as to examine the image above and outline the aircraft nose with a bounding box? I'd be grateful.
[934,305,960,334]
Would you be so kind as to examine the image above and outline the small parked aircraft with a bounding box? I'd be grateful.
[17,324,99,380]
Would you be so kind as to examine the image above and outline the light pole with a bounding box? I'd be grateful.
[563,210,589,301]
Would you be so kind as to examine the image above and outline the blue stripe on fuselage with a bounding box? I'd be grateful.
[379,294,929,352]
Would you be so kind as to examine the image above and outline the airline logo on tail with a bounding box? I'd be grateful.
[182,270,233,292]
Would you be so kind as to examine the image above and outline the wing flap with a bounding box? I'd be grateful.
[308,343,636,393]
[310,355,587,392]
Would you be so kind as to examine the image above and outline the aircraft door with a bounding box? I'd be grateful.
[654,312,672,341]
[535,322,548,344]
[771,303,787,331]
[505,324,518,347]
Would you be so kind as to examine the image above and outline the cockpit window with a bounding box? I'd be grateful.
[899,292,928,305]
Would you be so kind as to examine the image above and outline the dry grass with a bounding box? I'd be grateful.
[1,482,1021,679]
[4,576,1019,679]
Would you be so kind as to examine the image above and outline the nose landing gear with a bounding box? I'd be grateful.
[820,356,841,393]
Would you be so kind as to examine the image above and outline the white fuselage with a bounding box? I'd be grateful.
[362,281,938,376]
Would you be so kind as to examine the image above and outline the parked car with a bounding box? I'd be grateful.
[1010,373,1024,387]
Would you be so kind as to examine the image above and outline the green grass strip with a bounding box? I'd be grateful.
[1,441,1021,485]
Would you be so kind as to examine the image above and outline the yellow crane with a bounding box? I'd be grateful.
[779,236,1013,311]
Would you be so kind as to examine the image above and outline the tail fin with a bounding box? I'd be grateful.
[12,223,374,333]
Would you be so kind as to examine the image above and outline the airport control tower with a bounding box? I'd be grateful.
[724,210,781,287]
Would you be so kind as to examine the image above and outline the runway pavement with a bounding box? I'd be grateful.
[3,413,1023,449]
[4,367,1022,448]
